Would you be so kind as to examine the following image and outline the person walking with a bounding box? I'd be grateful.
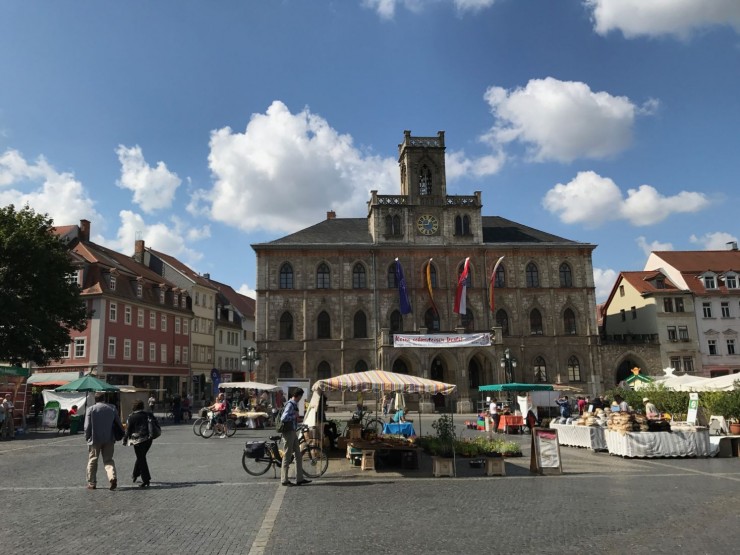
[489,399,500,435]
[124,399,154,488]
[280,388,311,487]
[84,392,123,490]
[148,393,156,413]
[1,393,13,440]
[555,395,571,419]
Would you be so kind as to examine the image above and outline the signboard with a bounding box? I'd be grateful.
[530,428,563,475]
[393,333,491,348]
[686,392,699,425]
[221,373,233,383]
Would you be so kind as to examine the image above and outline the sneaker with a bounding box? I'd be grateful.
[219,434,226,439]
[109,478,117,491]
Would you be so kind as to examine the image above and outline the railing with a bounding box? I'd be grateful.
[376,195,407,206]
[446,195,478,206]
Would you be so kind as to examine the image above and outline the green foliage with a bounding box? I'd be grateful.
[0,205,88,365]
[605,385,688,417]
[701,389,740,420]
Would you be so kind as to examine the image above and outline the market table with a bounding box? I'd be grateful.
[604,429,711,458]
[382,422,416,436]
[498,415,523,434]
[550,423,607,451]
[348,440,421,470]
[230,410,268,429]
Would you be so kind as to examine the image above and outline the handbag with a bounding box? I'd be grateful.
[148,414,162,440]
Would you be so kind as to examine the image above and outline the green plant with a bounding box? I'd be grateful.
[500,440,521,456]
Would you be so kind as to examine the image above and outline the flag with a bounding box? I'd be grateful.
[395,258,412,315]
[488,255,505,313]
[424,258,438,316]
[453,257,470,315]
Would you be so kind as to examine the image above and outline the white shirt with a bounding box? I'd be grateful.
[489,402,498,415]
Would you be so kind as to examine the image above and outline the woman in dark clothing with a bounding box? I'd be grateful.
[124,399,153,488]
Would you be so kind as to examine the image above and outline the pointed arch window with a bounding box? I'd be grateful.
[388,264,398,288]
[317,311,331,339]
[457,262,473,288]
[353,311,367,338]
[455,215,470,235]
[567,355,582,381]
[419,165,432,195]
[534,356,547,382]
[279,312,293,340]
[279,263,294,289]
[495,264,506,288]
[461,308,475,333]
[390,310,403,333]
[564,308,577,335]
[352,263,367,289]
[559,262,573,288]
[316,263,330,289]
[317,361,331,380]
[392,359,409,374]
[385,214,402,237]
[526,262,539,288]
[354,359,368,373]
[424,308,440,332]
[278,362,293,379]
[530,308,543,335]
[496,309,510,336]
[426,262,438,288]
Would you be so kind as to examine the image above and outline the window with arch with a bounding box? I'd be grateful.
[279,263,294,289]
[495,264,506,288]
[353,311,367,338]
[454,215,471,236]
[279,312,293,340]
[534,357,547,382]
[392,359,409,374]
[390,310,403,333]
[563,308,577,335]
[559,263,573,287]
[316,263,330,289]
[424,308,440,332]
[419,165,432,195]
[526,262,539,288]
[530,308,543,335]
[457,262,473,288]
[352,263,367,289]
[496,309,510,336]
[424,261,438,288]
[387,263,398,288]
[461,308,475,332]
[317,311,331,339]
[567,355,582,381]
[278,362,293,379]
[385,214,402,236]
[354,359,368,373]
[317,361,331,380]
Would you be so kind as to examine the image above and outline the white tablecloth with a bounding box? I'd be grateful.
[551,423,607,451]
[604,429,711,458]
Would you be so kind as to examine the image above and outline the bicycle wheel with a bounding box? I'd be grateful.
[199,420,215,438]
[226,419,237,437]
[192,417,204,436]
[301,445,329,478]
[364,418,384,436]
[242,452,272,476]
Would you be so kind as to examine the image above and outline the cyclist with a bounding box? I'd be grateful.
[208,393,229,438]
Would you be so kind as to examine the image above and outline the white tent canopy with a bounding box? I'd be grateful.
[679,373,740,392]
[311,369,457,395]
[218,381,280,391]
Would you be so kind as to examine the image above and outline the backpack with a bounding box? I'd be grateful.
[148,414,162,440]
[275,406,286,433]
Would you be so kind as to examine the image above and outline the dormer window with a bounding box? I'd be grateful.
[159,288,166,304]
[173,293,179,307]
[723,273,737,289]
[703,275,716,289]
[110,275,117,291]
[655,278,665,289]
[136,283,143,298]
[181,295,187,308]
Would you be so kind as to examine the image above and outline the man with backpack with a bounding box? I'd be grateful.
[279,388,311,487]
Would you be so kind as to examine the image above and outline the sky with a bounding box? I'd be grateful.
[1,0,739,304]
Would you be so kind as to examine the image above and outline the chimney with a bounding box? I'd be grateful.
[727,241,738,251]
[79,219,91,241]
[134,239,145,263]
[203,273,210,280]
[326,211,336,220]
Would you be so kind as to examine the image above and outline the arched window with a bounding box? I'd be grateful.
[496,309,510,336]
[495,264,506,288]
[278,362,293,379]
[530,308,543,335]
[462,215,470,235]
[390,310,403,333]
[419,165,432,195]
[455,215,463,236]
[279,263,294,289]
[392,359,409,374]
[317,361,331,380]
[354,359,368,373]
[352,263,366,289]
[316,263,330,289]
[559,263,573,288]
[564,308,577,335]
[567,355,581,381]
[317,311,331,339]
[388,263,398,288]
[385,215,402,236]
[424,308,440,332]
[534,356,547,382]
[427,262,438,288]
[526,262,539,288]
[353,311,367,338]
[279,312,293,340]
[461,308,474,332]
[457,262,473,288]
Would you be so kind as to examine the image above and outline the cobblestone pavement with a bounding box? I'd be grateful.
[1,416,739,555]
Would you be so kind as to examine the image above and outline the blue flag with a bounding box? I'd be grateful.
[395,258,412,315]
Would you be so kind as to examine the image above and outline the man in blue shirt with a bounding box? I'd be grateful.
[555,395,571,419]
[280,388,311,487]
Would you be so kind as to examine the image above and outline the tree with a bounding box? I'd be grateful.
[0,205,88,366]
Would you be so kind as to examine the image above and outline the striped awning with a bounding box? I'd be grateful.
[312,370,457,395]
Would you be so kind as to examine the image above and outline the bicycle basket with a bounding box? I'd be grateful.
[244,441,266,459]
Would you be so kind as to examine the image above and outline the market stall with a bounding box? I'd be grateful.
[550,423,607,451]
[217,381,280,428]
[604,429,711,458]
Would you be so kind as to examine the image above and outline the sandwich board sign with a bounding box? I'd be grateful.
[530,428,563,475]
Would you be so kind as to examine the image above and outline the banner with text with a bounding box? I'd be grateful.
[393,333,492,348]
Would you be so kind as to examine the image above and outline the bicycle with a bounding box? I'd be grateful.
[347,407,385,437]
[199,412,237,438]
[242,425,329,479]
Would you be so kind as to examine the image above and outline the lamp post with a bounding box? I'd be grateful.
[500,348,517,404]
[242,347,260,381]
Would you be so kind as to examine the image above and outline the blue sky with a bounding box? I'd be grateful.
[1,0,738,303]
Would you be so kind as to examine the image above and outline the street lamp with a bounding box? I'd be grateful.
[242,347,260,381]
[500,347,517,385]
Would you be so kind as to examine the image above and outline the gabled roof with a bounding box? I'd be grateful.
[652,250,740,295]
[208,278,255,318]
[146,247,217,289]
[619,271,681,296]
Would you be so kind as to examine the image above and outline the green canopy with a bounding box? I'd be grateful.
[55,375,118,392]
[478,383,554,392]
[625,373,653,384]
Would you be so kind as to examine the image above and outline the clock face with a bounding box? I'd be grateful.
[416,214,439,235]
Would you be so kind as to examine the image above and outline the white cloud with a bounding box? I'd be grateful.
[636,236,674,257]
[0,148,101,227]
[593,267,618,303]
[483,78,642,163]
[445,149,506,180]
[542,171,709,227]
[116,145,181,214]
[195,100,398,233]
[362,0,495,19]
[585,0,740,39]
[237,283,257,299]
[689,231,739,250]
